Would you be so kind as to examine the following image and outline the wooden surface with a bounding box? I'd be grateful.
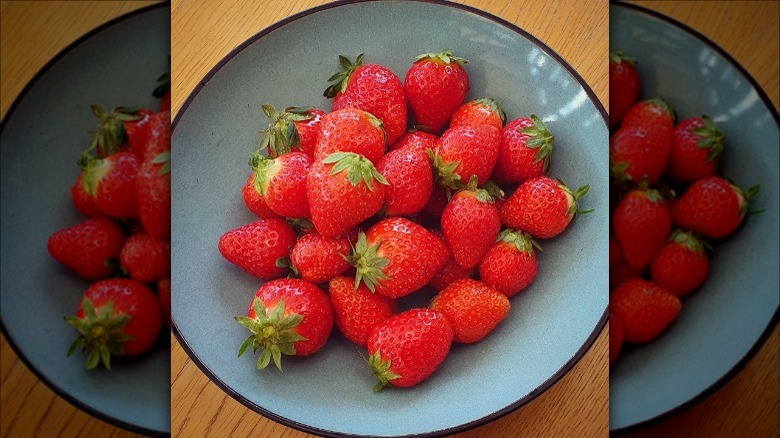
[619,1,780,438]
[1,3,160,438]
[169,0,610,437]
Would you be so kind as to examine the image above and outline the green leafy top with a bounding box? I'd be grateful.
[345,232,390,293]
[152,151,171,175]
[259,104,315,157]
[426,148,465,196]
[65,297,133,370]
[519,114,554,172]
[557,177,594,216]
[324,53,365,98]
[368,349,401,392]
[414,49,467,65]
[86,104,140,157]
[235,297,306,371]
[497,229,541,254]
[323,152,389,191]
[668,229,711,255]
[691,114,725,161]
[609,50,637,65]
[473,97,506,124]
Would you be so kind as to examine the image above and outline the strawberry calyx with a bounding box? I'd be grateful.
[152,70,171,99]
[497,229,541,254]
[152,151,171,175]
[235,297,307,371]
[323,152,389,191]
[324,53,365,98]
[643,98,676,123]
[65,297,133,370]
[732,182,762,216]
[249,151,282,196]
[286,218,315,235]
[609,50,637,65]
[259,104,315,157]
[368,349,401,392]
[413,49,467,65]
[519,114,554,172]
[426,148,465,196]
[473,98,506,124]
[87,104,140,157]
[345,232,390,293]
[669,229,711,255]
[275,257,300,278]
[463,175,494,204]
[691,114,725,161]
[78,153,109,196]
[557,178,594,216]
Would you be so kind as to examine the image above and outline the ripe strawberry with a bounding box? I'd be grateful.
[621,98,675,130]
[609,51,640,130]
[422,184,448,219]
[71,172,104,218]
[123,109,155,156]
[609,314,624,365]
[609,233,622,268]
[242,172,280,219]
[78,150,140,218]
[610,278,681,343]
[160,91,171,112]
[613,187,672,269]
[672,176,759,239]
[429,124,500,190]
[48,218,125,280]
[404,50,469,133]
[218,218,298,279]
[325,54,407,145]
[441,180,501,269]
[306,152,388,238]
[478,230,540,298]
[158,277,171,330]
[376,145,433,216]
[65,278,162,369]
[500,176,591,239]
[236,278,333,370]
[650,230,710,297]
[120,232,171,284]
[609,258,645,291]
[388,130,438,153]
[140,110,171,160]
[430,278,510,343]
[314,108,387,164]
[449,98,505,130]
[248,151,312,219]
[610,123,672,185]
[428,229,474,291]
[347,217,449,298]
[329,276,397,347]
[491,115,554,184]
[288,232,353,284]
[367,308,453,391]
[258,104,325,157]
[136,150,171,239]
[666,115,724,183]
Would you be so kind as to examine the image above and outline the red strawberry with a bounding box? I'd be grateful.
[500,176,591,239]
[428,229,474,291]
[491,115,554,184]
[136,150,171,239]
[236,278,333,370]
[123,109,155,156]
[610,278,681,343]
[609,314,624,365]
[158,277,171,330]
[478,230,540,298]
[325,54,407,145]
[314,108,386,164]
[441,180,501,269]
[388,130,438,153]
[430,124,500,190]
[141,111,171,160]
[609,259,645,291]
[650,230,710,297]
[48,218,125,280]
[404,50,469,133]
[258,104,325,157]
[65,278,162,369]
[160,91,171,112]
[79,150,140,218]
[347,217,449,298]
[422,184,448,219]
[621,98,675,130]
[376,145,433,216]
[610,123,672,185]
[449,98,506,130]
[609,51,640,130]
[609,233,622,268]
[288,232,353,284]
[666,115,724,183]
[248,151,312,219]
[367,308,453,390]
[672,176,759,239]
[242,172,280,219]
[430,278,510,343]
[306,152,388,238]
[71,172,104,218]
[218,218,298,279]
[119,232,171,284]
[329,276,397,347]
[613,188,672,269]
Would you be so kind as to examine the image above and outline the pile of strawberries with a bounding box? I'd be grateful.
[608,52,760,364]
[47,78,172,370]
[220,51,592,390]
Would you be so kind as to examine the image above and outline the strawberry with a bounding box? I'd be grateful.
[428,229,474,291]
[478,230,540,298]
[48,218,125,280]
[609,233,622,268]
[429,124,500,191]
[404,50,469,133]
[123,109,156,156]
[609,51,640,130]
[441,179,501,269]
[422,184,448,219]
[429,278,510,343]
[609,278,681,343]
[288,232,353,284]
[672,176,760,239]
[141,110,171,160]
[329,276,397,347]
[491,115,554,184]
[242,172,280,219]
[78,150,140,218]
[376,145,433,216]
[500,176,591,239]
[610,123,672,186]
[136,150,171,239]
[71,172,104,218]
[258,104,324,157]
[650,230,710,297]
[160,91,171,112]
[609,314,624,365]
[612,187,672,269]
[158,277,171,330]
[367,308,453,391]
[347,217,449,298]
[65,278,162,369]
[306,152,388,238]
[325,54,407,145]
[218,218,298,279]
[388,130,438,153]
[609,259,645,291]
[235,278,333,370]
[621,98,675,130]
[248,151,312,219]
[666,115,724,183]
[449,98,506,130]
[119,232,171,284]
[314,108,387,164]
[86,104,140,157]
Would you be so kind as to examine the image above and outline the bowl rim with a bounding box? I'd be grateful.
[609,1,780,435]
[0,3,171,437]
[170,0,608,437]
